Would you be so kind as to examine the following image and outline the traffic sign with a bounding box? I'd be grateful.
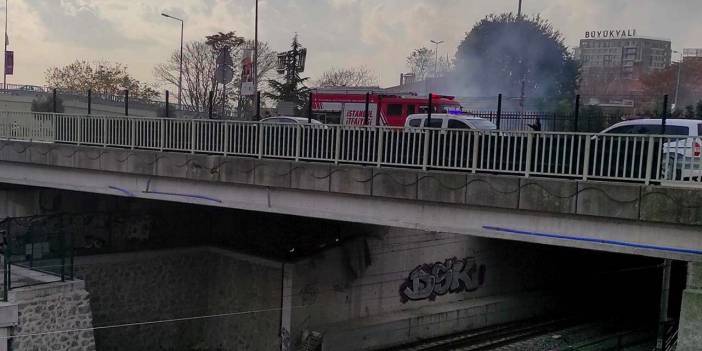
[215,66,235,84]
[241,82,255,96]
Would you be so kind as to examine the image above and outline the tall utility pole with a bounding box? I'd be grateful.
[673,50,683,111]
[517,0,526,117]
[430,40,444,78]
[253,0,259,95]
[3,0,8,90]
[179,19,183,111]
[518,0,523,17]
[161,13,184,111]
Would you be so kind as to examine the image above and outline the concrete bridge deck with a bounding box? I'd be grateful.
[0,138,700,262]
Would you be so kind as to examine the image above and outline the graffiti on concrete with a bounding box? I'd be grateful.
[400,257,486,303]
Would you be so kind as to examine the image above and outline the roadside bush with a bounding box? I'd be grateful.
[31,95,65,113]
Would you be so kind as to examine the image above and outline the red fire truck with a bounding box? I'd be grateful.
[310,88,463,127]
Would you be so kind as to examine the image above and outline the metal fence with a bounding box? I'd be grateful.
[0,111,701,186]
[0,215,74,301]
[1,83,241,119]
[466,111,627,132]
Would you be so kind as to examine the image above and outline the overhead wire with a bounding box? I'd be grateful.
[0,261,664,342]
[0,250,662,336]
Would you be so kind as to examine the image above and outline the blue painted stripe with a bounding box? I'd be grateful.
[483,226,702,256]
[108,186,135,197]
[144,190,223,204]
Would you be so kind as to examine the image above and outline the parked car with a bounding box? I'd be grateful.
[599,119,702,180]
[258,116,326,158]
[260,116,324,125]
[19,85,44,92]
[404,113,497,130]
[600,118,702,137]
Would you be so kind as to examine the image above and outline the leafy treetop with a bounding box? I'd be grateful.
[454,13,579,112]
[46,60,159,100]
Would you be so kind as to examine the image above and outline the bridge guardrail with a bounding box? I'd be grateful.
[0,111,700,187]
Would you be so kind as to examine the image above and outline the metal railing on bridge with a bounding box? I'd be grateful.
[0,111,700,186]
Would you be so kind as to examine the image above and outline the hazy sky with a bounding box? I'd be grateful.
[7,0,702,89]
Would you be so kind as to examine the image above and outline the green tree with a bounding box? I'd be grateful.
[454,13,579,112]
[696,100,702,119]
[205,31,245,54]
[578,105,607,132]
[46,60,158,100]
[31,95,65,113]
[672,108,683,118]
[685,105,695,118]
[264,35,309,116]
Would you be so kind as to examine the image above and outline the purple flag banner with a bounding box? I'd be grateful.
[5,51,13,75]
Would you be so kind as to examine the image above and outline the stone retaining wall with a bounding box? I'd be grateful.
[679,262,702,351]
[74,247,283,351]
[10,281,96,351]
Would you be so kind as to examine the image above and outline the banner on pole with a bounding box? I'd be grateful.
[240,49,255,96]
[5,51,13,75]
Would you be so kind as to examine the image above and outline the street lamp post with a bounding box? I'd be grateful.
[3,0,8,91]
[430,40,444,78]
[518,0,523,17]
[254,0,259,95]
[517,0,526,117]
[162,13,184,112]
[673,50,683,111]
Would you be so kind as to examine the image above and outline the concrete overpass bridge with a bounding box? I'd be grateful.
[0,111,700,261]
[0,111,701,350]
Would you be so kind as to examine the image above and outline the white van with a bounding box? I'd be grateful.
[600,119,702,180]
[404,114,497,130]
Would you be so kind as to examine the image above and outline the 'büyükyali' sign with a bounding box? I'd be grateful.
[584,29,637,39]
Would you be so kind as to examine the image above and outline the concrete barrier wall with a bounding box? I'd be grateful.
[0,92,159,117]
[1,142,701,261]
[1,141,700,228]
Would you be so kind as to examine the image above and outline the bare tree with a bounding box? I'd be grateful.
[249,41,278,88]
[437,56,454,76]
[154,38,277,117]
[154,41,227,115]
[315,66,378,87]
[407,47,435,81]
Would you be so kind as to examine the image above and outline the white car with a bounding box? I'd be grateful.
[260,116,324,125]
[404,113,497,130]
[600,119,702,180]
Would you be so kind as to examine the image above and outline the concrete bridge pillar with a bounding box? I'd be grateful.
[678,261,702,351]
[0,188,39,219]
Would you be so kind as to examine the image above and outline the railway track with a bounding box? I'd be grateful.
[382,318,578,351]
[380,318,655,351]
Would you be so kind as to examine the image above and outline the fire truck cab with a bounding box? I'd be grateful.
[310,88,463,127]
